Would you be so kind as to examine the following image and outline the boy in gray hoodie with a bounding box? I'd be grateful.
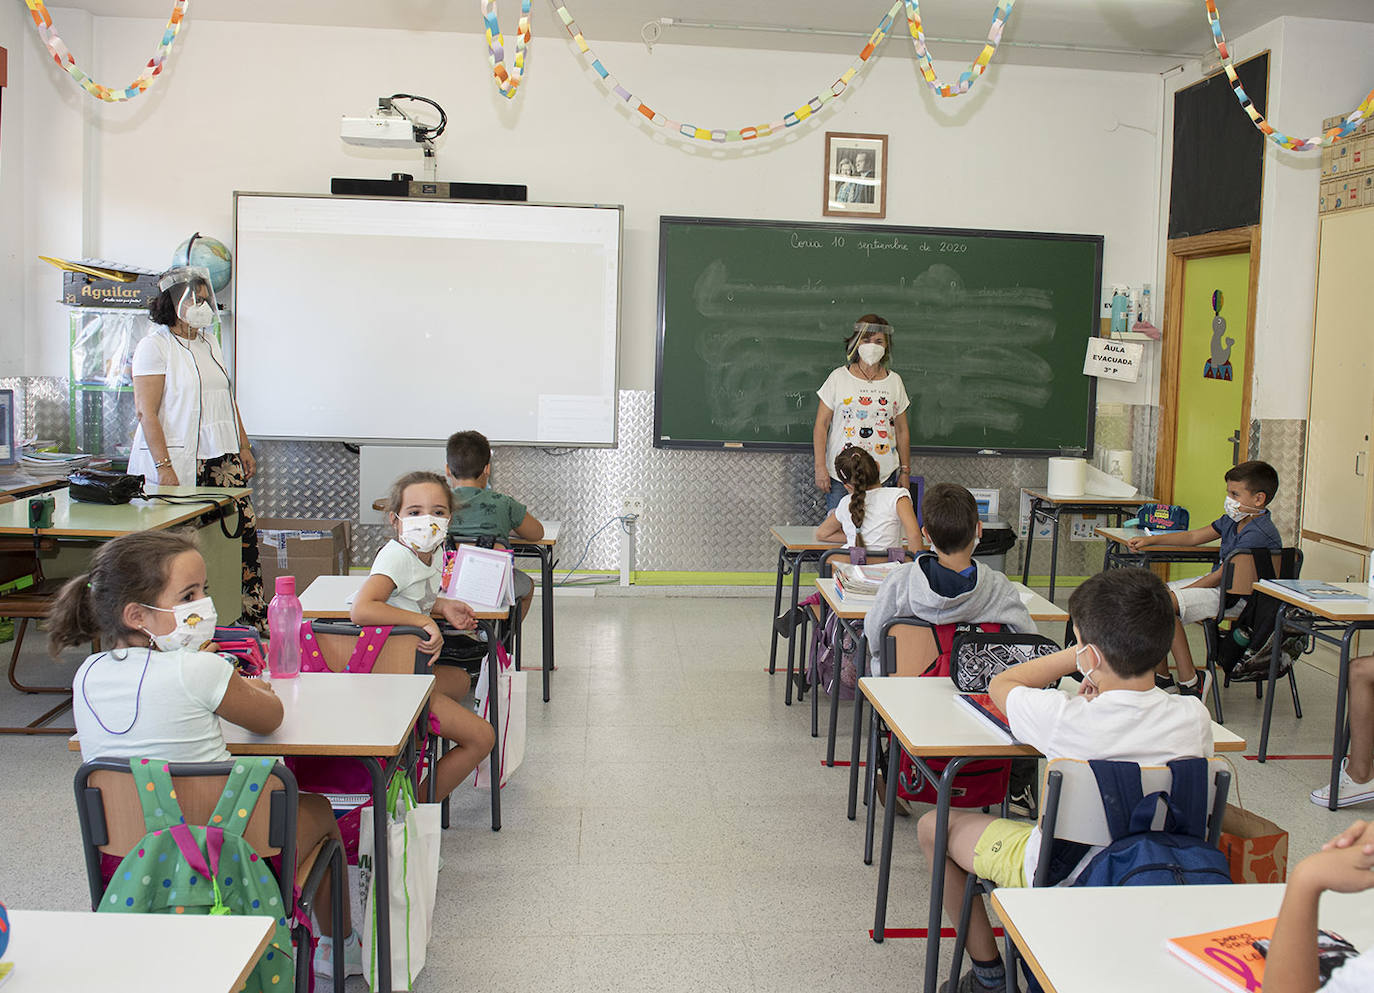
[864,483,1035,675]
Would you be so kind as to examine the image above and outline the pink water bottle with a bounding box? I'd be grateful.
[267,576,302,679]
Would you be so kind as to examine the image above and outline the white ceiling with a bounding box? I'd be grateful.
[51,0,1374,72]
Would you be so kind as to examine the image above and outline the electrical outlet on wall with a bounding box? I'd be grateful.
[622,496,646,518]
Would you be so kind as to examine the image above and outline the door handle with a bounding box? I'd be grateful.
[1358,451,1367,478]
[1228,431,1241,466]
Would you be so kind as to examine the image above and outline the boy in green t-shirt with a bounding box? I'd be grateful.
[445,430,543,620]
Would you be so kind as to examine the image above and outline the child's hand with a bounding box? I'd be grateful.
[418,620,443,657]
[1294,821,1374,895]
[437,597,476,631]
[1127,535,1152,551]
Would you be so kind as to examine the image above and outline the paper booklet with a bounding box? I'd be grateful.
[833,561,903,598]
[443,544,515,608]
[1267,580,1367,602]
[1166,917,1360,992]
[955,693,1018,744]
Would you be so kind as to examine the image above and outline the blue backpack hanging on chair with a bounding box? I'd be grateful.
[1072,757,1232,887]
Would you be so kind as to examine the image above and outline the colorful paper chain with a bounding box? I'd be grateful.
[1203,0,1374,151]
[905,0,1016,98]
[484,0,531,99]
[24,0,187,103]
[553,0,903,142]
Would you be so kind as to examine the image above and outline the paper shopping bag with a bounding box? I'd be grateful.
[358,774,441,991]
[1218,803,1288,884]
[473,642,527,789]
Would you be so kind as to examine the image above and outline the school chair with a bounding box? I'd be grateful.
[74,759,346,993]
[0,536,82,736]
[1199,547,1304,723]
[947,757,1232,993]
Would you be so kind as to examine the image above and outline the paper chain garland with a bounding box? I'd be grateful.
[24,0,187,103]
[1203,0,1374,151]
[483,0,532,99]
[907,0,1016,98]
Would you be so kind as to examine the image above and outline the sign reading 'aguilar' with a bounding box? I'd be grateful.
[1082,337,1143,383]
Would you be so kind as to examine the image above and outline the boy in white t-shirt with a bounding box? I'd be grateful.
[919,568,1213,993]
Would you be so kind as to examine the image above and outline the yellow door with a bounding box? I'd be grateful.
[1172,252,1251,574]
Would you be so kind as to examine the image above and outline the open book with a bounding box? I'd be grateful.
[442,544,515,608]
[1166,918,1360,992]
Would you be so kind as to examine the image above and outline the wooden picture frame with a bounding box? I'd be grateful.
[823,132,888,219]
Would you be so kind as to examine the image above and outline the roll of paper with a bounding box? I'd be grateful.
[1104,449,1134,486]
[1047,457,1087,496]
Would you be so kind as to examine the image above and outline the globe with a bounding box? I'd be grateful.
[171,233,232,293]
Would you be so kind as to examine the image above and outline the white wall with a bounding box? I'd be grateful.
[1159,16,1374,421]
[0,2,29,377]
[13,14,1163,396]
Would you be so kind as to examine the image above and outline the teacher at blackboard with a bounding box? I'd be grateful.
[812,314,911,513]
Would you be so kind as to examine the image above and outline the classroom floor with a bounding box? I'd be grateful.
[0,593,1363,992]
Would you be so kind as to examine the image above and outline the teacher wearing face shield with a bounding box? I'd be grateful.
[812,314,912,514]
[129,265,266,629]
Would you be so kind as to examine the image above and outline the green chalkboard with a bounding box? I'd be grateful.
[654,216,1103,455]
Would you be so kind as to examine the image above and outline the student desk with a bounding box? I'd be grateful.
[768,526,842,680]
[3,908,275,993]
[859,676,1246,993]
[1095,525,1220,571]
[991,884,1374,993]
[508,520,560,703]
[0,471,65,500]
[299,573,509,832]
[1019,490,1145,601]
[1254,580,1374,809]
[68,671,432,993]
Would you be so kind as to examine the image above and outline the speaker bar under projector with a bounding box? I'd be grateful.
[330,177,528,201]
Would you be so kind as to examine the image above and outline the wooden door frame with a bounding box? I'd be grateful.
[1154,225,1261,503]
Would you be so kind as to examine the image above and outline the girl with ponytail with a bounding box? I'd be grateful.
[815,447,921,552]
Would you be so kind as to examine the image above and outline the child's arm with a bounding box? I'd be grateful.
[896,493,925,552]
[350,574,444,655]
[815,512,844,543]
[215,672,284,735]
[1265,820,1374,993]
[512,511,544,542]
[1127,523,1221,551]
[988,645,1078,713]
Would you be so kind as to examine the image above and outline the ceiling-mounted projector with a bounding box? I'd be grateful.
[340,93,448,181]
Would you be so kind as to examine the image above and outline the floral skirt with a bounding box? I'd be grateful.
[197,452,267,631]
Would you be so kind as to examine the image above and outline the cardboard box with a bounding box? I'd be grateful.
[256,517,352,592]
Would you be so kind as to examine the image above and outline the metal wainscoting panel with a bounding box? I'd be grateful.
[1252,417,1306,543]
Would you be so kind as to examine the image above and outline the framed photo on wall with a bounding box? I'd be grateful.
[823,132,888,219]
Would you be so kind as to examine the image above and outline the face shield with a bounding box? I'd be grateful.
[158,266,218,330]
[845,320,893,363]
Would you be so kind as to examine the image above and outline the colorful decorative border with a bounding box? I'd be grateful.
[484,0,532,99]
[905,0,1016,98]
[1204,0,1374,151]
[24,0,186,103]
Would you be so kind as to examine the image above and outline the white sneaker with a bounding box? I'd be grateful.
[313,930,364,980]
[1310,760,1374,808]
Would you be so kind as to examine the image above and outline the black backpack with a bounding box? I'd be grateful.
[1214,548,1305,678]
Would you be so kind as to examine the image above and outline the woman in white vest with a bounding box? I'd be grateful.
[129,266,265,629]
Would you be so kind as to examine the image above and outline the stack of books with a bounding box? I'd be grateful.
[21,452,94,478]
[833,561,903,600]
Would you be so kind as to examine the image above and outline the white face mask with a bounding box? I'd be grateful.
[1223,495,1259,522]
[183,302,215,328]
[1075,643,1100,691]
[142,596,218,652]
[399,514,447,554]
[857,342,886,366]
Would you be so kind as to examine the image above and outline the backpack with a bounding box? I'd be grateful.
[1214,548,1306,679]
[807,547,906,700]
[1132,503,1190,532]
[97,757,298,993]
[1069,757,1232,888]
[897,623,1014,807]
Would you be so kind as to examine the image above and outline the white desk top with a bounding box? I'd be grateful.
[3,909,273,993]
[770,525,845,551]
[1025,489,1145,507]
[858,677,1246,757]
[1256,580,1374,621]
[1096,526,1219,552]
[225,671,435,756]
[0,485,248,537]
[510,520,560,546]
[815,577,1067,622]
[991,885,1374,993]
[299,573,508,620]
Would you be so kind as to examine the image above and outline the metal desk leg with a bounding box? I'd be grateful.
[863,713,881,865]
[785,552,804,684]
[482,619,503,831]
[923,757,973,993]
[1020,500,1038,586]
[1330,627,1359,811]
[1257,604,1288,763]
[1046,506,1062,602]
[872,740,903,942]
[768,545,787,674]
[826,632,860,766]
[539,544,553,703]
[847,686,865,820]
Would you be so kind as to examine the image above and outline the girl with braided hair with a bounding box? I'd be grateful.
[815,448,921,552]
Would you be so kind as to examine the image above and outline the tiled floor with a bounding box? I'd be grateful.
[0,593,1364,991]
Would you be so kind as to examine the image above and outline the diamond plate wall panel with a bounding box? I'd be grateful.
[1252,417,1306,544]
[247,390,1158,575]
[4,377,71,448]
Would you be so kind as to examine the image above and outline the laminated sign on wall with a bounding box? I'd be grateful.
[1082,337,1143,382]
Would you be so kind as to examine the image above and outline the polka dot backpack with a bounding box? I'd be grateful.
[97,757,296,992]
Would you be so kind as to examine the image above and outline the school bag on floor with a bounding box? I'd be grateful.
[1069,757,1232,888]
[97,757,297,993]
